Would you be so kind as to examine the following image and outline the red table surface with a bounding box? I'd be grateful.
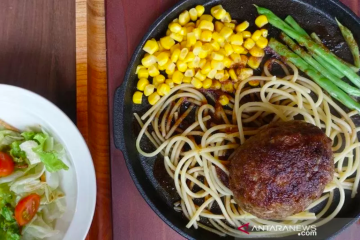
[106,0,360,239]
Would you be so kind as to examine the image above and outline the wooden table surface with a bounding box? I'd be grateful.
[106,0,360,240]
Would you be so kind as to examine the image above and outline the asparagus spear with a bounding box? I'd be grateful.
[269,38,360,112]
[336,19,360,68]
[280,32,360,97]
[311,32,359,72]
[256,6,360,88]
[285,16,309,37]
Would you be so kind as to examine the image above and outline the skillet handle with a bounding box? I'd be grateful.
[113,82,127,151]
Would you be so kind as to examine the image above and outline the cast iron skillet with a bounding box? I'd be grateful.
[114,0,360,239]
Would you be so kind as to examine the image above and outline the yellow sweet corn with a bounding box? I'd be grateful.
[195,71,206,81]
[189,8,198,21]
[221,82,234,92]
[215,70,225,80]
[221,12,232,23]
[229,68,237,80]
[144,84,155,96]
[166,29,171,36]
[211,52,225,61]
[171,48,181,62]
[154,74,165,83]
[249,46,265,57]
[141,55,157,67]
[255,15,269,28]
[180,27,188,36]
[198,47,209,59]
[157,83,171,96]
[133,91,143,104]
[157,41,164,51]
[177,60,188,72]
[170,43,180,53]
[195,5,205,17]
[211,60,225,70]
[248,56,263,69]
[148,65,160,77]
[215,21,224,32]
[196,20,201,27]
[249,80,260,87]
[160,36,175,49]
[212,32,225,44]
[224,22,235,30]
[166,62,176,75]
[223,57,233,68]
[180,40,188,49]
[137,78,150,91]
[251,30,262,41]
[260,29,268,38]
[156,52,170,66]
[219,95,229,105]
[143,39,159,54]
[199,58,207,68]
[203,78,213,89]
[179,10,190,25]
[240,55,248,66]
[165,79,175,88]
[199,14,214,22]
[186,33,197,47]
[230,34,243,45]
[236,21,249,32]
[219,26,233,39]
[135,65,145,74]
[170,33,183,42]
[210,40,221,51]
[230,53,241,63]
[207,69,217,79]
[198,20,214,31]
[242,31,252,38]
[232,45,245,54]
[224,43,234,56]
[148,92,160,105]
[183,76,192,83]
[244,38,255,50]
[256,36,268,49]
[200,61,211,75]
[191,78,203,89]
[221,70,230,81]
[239,68,254,80]
[184,52,195,62]
[211,5,226,20]
[234,81,240,90]
[193,28,202,40]
[169,22,182,33]
[172,71,184,84]
[137,68,149,79]
[187,61,196,69]
[185,69,195,77]
[201,30,213,42]
[212,80,222,89]
[179,48,189,60]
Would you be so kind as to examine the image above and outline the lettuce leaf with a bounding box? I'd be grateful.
[0,185,20,240]
[0,130,23,151]
[9,141,27,163]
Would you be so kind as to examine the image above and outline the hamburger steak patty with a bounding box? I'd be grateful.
[229,121,334,219]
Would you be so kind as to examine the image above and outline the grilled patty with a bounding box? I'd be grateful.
[229,121,334,219]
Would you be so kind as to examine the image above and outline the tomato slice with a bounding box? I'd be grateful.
[15,193,41,226]
[0,151,15,177]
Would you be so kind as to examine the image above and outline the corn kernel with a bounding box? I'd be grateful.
[148,65,160,77]
[200,62,212,75]
[185,52,195,62]
[239,68,254,80]
[230,34,243,45]
[193,28,202,40]
[221,82,234,92]
[135,65,145,74]
[229,69,237,80]
[224,43,234,56]
[224,22,235,30]
[249,80,260,87]
[170,43,180,53]
[211,6,226,20]
[195,5,205,17]
[221,12,232,23]
[141,55,157,67]
[166,63,175,76]
[203,78,213,89]
[211,59,225,70]
[169,22,182,33]
[143,39,159,54]
[199,14,214,22]
[137,78,150,91]
[207,69,217,79]
[223,57,233,68]
[172,71,184,84]
[243,49,248,54]
[256,36,268,49]
[194,56,201,67]
[199,58,207,68]
[157,52,170,66]
[251,30,262,41]
[242,31,252,38]
[157,41,164,51]
[185,69,195,77]
[212,32,225,44]
[137,69,149,79]
[248,56,263,69]
[160,36,175,50]
[219,95,229,105]
[196,19,201,27]
[144,84,155,96]
[219,26,233,39]
[185,33,196,48]
[215,70,225,80]
[177,60,188,72]
[189,8,198,21]
[191,78,203,89]
[165,79,175,88]
[157,83,171,96]
[250,46,265,57]
[215,21,224,32]
[173,18,179,23]
[199,20,214,31]
[212,80,222,89]
[198,48,208,59]
[181,40,188,49]
[133,91,143,104]
[210,40,221,51]
[185,22,195,27]
[255,15,269,28]
[194,71,206,81]
[179,48,189,60]
[183,77,192,83]
[187,61,196,69]
[212,52,225,61]
[148,92,160,105]
[171,48,181,62]
[244,38,255,50]
[260,29,268,38]
[170,33,183,42]
[236,21,249,32]
[179,10,190,25]
[221,70,230,81]
[154,74,166,83]
[230,53,241,63]
[201,30,213,42]
[234,81,240,90]
[232,45,245,54]
[241,55,248,66]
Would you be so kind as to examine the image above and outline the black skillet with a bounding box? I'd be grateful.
[113,0,360,239]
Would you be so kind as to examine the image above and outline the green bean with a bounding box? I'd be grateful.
[336,19,360,68]
[280,32,360,97]
[285,16,309,37]
[268,38,360,112]
[256,6,360,88]
[312,53,345,78]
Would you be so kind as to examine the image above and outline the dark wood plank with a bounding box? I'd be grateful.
[0,0,76,122]
[106,0,360,239]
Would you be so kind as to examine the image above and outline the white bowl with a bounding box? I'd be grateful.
[0,84,96,240]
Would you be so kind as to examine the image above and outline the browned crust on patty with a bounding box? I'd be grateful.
[229,121,334,219]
